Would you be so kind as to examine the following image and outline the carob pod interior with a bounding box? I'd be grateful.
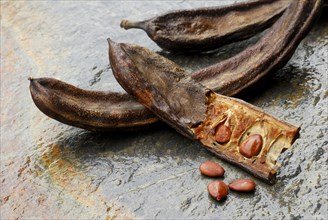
[109,40,300,184]
[121,0,290,52]
[29,0,323,132]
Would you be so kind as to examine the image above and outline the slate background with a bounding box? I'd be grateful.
[1,1,327,219]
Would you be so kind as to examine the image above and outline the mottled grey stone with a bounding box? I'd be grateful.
[1,1,327,219]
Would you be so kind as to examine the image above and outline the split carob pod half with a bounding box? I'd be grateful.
[29,0,323,132]
[108,39,300,184]
[120,0,290,53]
[28,77,157,131]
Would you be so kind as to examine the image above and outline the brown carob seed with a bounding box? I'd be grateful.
[229,179,256,192]
[215,123,232,144]
[239,134,263,158]
[199,161,225,177]
[121,0,289,52]
[208,181,229,201]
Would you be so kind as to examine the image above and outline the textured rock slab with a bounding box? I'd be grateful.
[1,1,327,219]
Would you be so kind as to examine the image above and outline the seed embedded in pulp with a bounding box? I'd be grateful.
[208,180,229,201]
[239,134,263,158]
[215,123,232,143]
[229,179,256,192]
[199,161,225,177]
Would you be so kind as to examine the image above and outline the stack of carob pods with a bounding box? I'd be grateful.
[29,0,324,200]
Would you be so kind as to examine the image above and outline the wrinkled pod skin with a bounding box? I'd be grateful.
[29,0,323,132]
[121,0,290,53]
[109,38,300,184]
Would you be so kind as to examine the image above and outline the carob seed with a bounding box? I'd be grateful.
[239,134,263,158]
[199,161,225,177]
[229,179,256,192]
[215,123,231,143]
[207,180,229,201]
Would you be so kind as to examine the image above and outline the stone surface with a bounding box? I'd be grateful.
[1,1,327,219]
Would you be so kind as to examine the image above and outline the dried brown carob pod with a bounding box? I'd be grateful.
[109,40,300,184]
[28,77,157,131]
[29,0,323,132]
[193,0,324,96]
[121,0,290,52]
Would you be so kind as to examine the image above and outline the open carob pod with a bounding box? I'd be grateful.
[120,0,290,52]
[109,39,300,184]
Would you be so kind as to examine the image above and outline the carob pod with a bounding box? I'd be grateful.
[120,0,290,52]
[28,77,157,131]
[109,40,300,184]
[29,0,323,131]
[193,0,324,96]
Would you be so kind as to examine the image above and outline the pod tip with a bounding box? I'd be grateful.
[107,38,113,44]
[120,20,129,29]
[120,19,145,30]
[107,38,117,48]
[28,77,33,81]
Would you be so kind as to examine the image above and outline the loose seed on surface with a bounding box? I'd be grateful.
[239,134,263,158]
[207,180,229,201]
[199,161,225,177]
[229,179,256,192]
[215,123,231,143]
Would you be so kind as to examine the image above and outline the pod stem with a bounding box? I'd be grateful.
[120,19,147,30]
